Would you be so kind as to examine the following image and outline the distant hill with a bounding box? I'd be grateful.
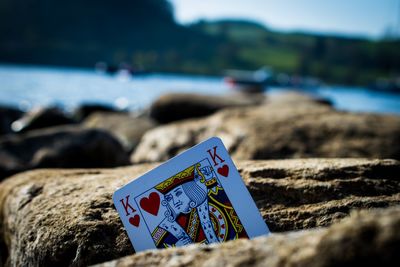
[190,19,400,85]
[0,0,399,85]
[1,0,171,65]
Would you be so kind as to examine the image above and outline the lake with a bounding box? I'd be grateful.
[1,64,400,115]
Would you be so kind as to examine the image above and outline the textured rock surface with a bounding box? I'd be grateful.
[94,206,400,267]
[132,93,400,163]
[238,158,400,231]
[0,164,157,267]
[83,112,156,152]
[0,158,399,266]
[0,126,129,179]
[11,107,76,133]
[149,93,265,124]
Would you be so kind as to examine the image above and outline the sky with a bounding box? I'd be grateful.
[170,0,400,39]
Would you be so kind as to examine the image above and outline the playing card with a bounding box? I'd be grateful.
[113,137,270,252]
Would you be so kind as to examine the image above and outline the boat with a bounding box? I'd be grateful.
[95,62,150,77]
[224,67,271,93]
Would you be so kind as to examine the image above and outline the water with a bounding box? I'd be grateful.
[0,64,229,112]
[1,64,400,115]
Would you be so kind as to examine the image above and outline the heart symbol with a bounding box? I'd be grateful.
[140,192,160,216]
[217,164,229,177]
[129,215,140,227]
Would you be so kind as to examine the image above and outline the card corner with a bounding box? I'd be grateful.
[208,136,224,145]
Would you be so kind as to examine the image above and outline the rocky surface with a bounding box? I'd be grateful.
[94,206,400,267]
[132,93,400,163]
[83,112,156,152]
[11,107,76,132]
[0,126,129,179]
[0,106,24,136]
[239,158,400,231]
[149,93,265,124]
[0,158,399,266]
[0,164,156,267]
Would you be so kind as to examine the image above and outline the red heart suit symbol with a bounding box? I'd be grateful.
[217,164,229,177]
[129,215,140,227]
[140,192,160,216]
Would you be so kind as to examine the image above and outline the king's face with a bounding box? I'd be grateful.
[164,185,192,214]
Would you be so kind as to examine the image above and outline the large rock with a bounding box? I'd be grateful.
[94,206,400,267]
[0,105,24,135]
[11,107,76,133]
[0,158,399,266]
[149,93,265,124]
[0,126,129,179]
[83,112,156,152]
[239,158,400,231]
[132,93,400,163]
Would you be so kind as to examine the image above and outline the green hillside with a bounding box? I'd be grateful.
[190,20,400,85]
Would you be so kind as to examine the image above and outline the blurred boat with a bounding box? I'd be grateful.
[95,62,150,77]
[224,67,271,93]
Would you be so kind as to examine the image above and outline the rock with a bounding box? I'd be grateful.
[74,104,123,122]
[83,112,156,152]
[0,158,399,266]
[0,126,129,179]
[132,92,400,163]
[238,158,400,231]
[149,93,265,124]
[0,105,24,135]
[0,164,157,267]
[11,107,76,133]
[94,206,400,267]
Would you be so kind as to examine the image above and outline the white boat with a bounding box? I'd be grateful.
[224,67,271,93]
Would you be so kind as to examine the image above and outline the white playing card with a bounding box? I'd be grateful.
[113,137,270,252]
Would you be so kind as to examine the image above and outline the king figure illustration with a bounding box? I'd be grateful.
[151,160,248,248]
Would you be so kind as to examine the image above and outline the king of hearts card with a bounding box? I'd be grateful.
[113,137,269,252]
